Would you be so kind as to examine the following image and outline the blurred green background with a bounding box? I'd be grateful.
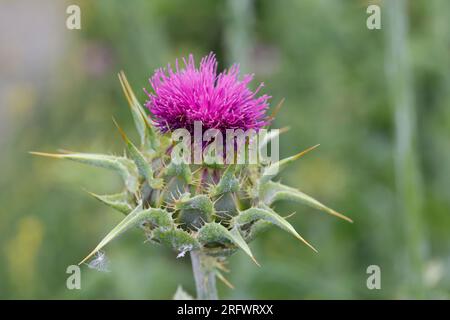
[1,0,449,299]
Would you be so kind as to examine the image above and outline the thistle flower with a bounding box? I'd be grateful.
[145,53,270,133]
[31,54,351,300]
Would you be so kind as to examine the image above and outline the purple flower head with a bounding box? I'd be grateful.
[144,53,271,133]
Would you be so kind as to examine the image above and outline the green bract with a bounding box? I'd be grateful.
[32,72,352,276]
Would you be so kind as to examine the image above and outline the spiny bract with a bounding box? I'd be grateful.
[31,69,352,276]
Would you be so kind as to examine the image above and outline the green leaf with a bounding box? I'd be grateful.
[243,220,272,243]
[152,227,199,251]
[178,194,216,214]
[86,191,133,215]
[30,151,138,192]
[233,206,318,252]
[229,226,260,266]
[113,119,163,189]
[214,192,239,219]
[165,161,192,184]
[79,205,173,264]
[259,181,352,223]
[198,222,259,265]
[210,165,239,197]
[260,144,319,184]
[176,194,215,229]
[118,71,157,151]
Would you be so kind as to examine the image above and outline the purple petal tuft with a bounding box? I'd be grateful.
[144,53,271,133]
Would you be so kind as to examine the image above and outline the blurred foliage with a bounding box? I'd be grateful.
[1,0,449,299]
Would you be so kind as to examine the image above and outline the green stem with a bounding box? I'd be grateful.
[190,250,218,300]
[224,0,254,71]
[386,0,425,297]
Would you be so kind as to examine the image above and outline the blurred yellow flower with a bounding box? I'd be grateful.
[5,216,43,297]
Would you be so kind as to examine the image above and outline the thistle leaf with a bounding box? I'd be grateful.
[176,195,215,229]
[198,222,259,265]
[86,191,133,215]
[259,181,352,223]
[229,226,260,266]
[210,165,239,197]
[214,192,239,219]
[261,144,319,184]
[79,205,173,264]
[152,227,200,251]
[113,119,163,189]
[30,151,138,193]
[118,71,157,151]
[244,220,272,243]
[165,161,192,184]
[234,207,318,252]
[177,195,215,213]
